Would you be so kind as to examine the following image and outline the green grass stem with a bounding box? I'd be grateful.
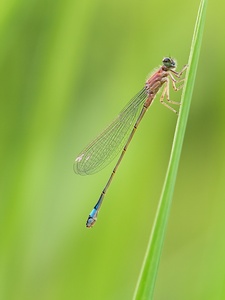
[133,0,208,299]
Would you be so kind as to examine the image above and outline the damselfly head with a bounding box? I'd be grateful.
[162,57,176,69]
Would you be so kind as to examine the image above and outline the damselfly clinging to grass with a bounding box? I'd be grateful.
[74,57,187,228]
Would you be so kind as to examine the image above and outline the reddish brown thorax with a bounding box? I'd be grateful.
[144,68,168,107]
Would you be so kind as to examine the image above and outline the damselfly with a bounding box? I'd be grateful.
[74,57,187,228]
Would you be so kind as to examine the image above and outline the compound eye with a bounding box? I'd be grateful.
[163,57,171,64]
[162,57,176,68]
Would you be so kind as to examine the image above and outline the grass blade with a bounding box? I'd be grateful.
[133,0,208,299]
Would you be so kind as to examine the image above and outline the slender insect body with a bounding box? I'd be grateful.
[74,57,187,228]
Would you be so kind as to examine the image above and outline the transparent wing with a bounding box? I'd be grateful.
[74,88,148,175]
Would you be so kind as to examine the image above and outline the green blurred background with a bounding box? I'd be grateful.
[0,0,224,299]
